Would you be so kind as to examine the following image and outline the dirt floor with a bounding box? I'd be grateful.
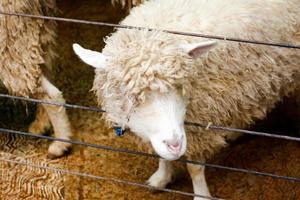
[0,1,300,199]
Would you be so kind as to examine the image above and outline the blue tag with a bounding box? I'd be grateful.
[114,126,126,137]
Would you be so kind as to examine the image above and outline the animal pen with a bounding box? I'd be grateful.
[0,0,300,199]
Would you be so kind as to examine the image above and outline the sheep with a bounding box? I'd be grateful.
[0,0,139,158]
[73,0,300,198]
[0,0,72,158]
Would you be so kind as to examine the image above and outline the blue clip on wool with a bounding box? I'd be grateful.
[114,126,126,137]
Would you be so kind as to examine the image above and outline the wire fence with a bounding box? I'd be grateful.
[1,93,299,143]
[0,11,300,50]
[1,126,300,183]
[0,157,221,200]
[0,9,299,199]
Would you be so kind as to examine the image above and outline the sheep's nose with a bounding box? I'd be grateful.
[164,139,182,155]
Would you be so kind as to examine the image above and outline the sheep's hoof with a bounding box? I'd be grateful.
[145,172,175,193]
[145,180,163,194]
[47,141,72,159]
[29,120,51,135]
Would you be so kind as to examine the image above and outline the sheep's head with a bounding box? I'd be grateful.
[72,37,216,160]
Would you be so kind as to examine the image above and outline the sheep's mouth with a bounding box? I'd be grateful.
[167,141,182,156]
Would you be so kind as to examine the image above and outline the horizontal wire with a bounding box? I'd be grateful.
[0,157,220,200]
[1,93,300,143]
[0,93,105,113]
[184,122,300,142]
[0,11,299,49]
[0,127,300,183]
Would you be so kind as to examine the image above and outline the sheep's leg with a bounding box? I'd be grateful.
[41,75,72,158]
[146,159,175,189]
[29,104,51,134]
[187,163,211,200]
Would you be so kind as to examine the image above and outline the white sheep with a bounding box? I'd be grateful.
[73,0,300,199]
[0,0,72,158]
[0,0,140,159]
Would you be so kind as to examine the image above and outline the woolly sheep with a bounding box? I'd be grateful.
[0,0,137,158]
[73,0,300,199]
[0,0,72,158]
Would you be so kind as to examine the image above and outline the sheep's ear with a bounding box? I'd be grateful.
[72,43,107,69]
[180,41,217,59]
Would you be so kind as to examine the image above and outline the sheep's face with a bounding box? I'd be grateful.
[127,90,187,160]
[72,40,217,160]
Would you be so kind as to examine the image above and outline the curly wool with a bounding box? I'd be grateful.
[0,0,135,97]
[93,30,196,126]
[0,0,57,97]
[93,0,300,159]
